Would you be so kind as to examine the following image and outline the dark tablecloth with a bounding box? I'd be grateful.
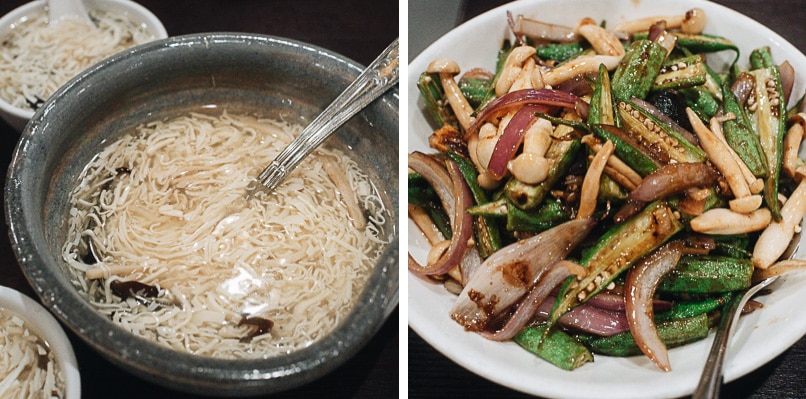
[0,1,398,398]
[408,1,806,398]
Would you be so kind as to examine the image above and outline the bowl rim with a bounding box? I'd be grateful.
[5,32,399,395]
[0,0,168,131]
[0,285,81,399]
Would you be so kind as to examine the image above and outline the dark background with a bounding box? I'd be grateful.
[0,1,398,398]
[408,1,806,398]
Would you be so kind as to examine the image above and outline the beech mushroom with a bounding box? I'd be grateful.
[427,58,475,130]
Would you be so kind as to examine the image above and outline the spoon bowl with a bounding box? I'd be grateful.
[48,0,92,25]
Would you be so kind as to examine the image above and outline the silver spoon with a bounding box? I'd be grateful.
[692,233,799,399]
[48,0,92,25]
[691,275,778,399]
[254,38,399,193]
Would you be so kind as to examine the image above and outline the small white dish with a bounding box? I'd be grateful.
[0,0,167,131]
[408,0,806,398]
[0,285,80,399]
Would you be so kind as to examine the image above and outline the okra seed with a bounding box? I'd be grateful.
[586,281,595,292]
[678,62,687,69]
[607,282,616,290]
[770,98,780,106]
[670,65,678,72]
[577,292,586,301]
[594,275,603,285]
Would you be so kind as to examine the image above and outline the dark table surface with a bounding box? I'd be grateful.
[408,1,806,398]
[0,1,398,398]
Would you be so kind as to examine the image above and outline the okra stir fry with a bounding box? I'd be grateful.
[409,8,806,372]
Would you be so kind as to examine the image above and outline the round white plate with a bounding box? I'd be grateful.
[408,1,806,398]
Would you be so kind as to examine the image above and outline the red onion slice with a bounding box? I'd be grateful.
[480,262,572,341]
[450,217,596,331]
[464,89,581,140]
[625,241,685,372]
[408,153,474,277]
[533,297,631,336]
[487,104,545,179]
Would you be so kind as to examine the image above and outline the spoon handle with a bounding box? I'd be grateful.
[256,38,399,192]
[692,276,777,399]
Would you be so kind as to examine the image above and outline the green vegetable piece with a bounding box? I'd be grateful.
[748,66,785,220]
[547,201,683,330]
[505,138,581,210]
[586,314,709,356]
[749,46,775,70]
[655,293,733,322]
[458,76,492,109]
[611,40,667,101]
[417,72,457,129]
[658,255,753,294]
[680,86,719,121]
[408,172,452,239]
[506,198,571,233]
[588,63,617,126]
[720,80,768,177]
[447,151,503,257]
[466,198,507,217]
[618,100,707,164]
[535,42,586,62]
[651,55,707,92]
[591,124,660,176]
[636,31,739,66]
[514,323,594,371]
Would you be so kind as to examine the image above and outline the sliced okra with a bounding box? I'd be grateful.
[417,72,458,129]
[408,172,453,237]
[749,46,775,70]
[458,76,493,109]
[720,80,768,177]
[681,86,719,121]
[618,100,707,164]
[514,323,593,371]
[654,293,733,322]
[505,197,572,233]
[466,198,507,217]
[546,201,684,330]
[634,31,739,66]
[588,63,617,126]
[586,313,709,357]
[591,124,660,176]
[535,41,587,62]
[505,138,581,210]
[658,255,753,294]
[747,65,785,220]
[651,54,707,92]
[611,39,668,101]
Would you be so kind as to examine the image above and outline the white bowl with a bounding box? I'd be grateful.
[408,1,806,398]
[0,285,80,399]
[0,0,167,132]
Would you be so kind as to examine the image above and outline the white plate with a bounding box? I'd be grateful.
[407,1,806,398]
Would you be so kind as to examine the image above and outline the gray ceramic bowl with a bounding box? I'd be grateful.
[5,33,398,396]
